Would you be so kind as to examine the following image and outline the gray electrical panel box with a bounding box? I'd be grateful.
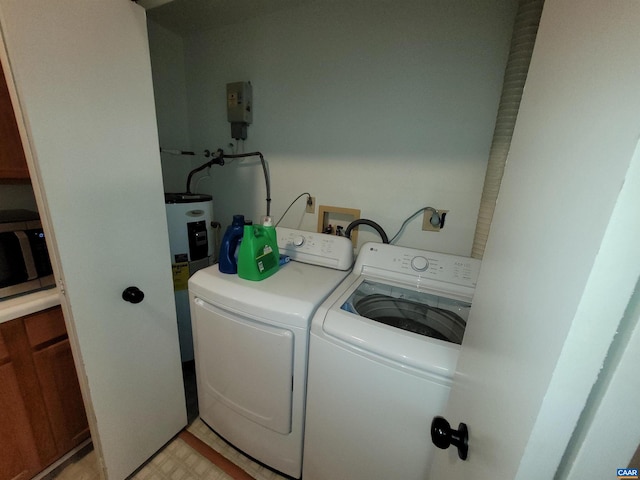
[227,81,252,124]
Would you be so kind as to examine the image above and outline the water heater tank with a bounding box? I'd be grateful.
[165,193,215,362]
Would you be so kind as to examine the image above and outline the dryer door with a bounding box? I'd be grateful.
[192,297,293,434]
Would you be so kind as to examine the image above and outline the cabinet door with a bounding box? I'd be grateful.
[32,339,90,454]
[0,318,58,468]
[24,307,90,456]
[0,334,40,480]
[0,58,29,181]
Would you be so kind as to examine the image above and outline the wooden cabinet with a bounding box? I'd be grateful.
[0,58,30,182]
[0,307,89,480]
[0,335,40,480]
[25,311,90,455]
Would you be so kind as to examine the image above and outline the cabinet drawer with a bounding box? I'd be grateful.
[24,307,66,348]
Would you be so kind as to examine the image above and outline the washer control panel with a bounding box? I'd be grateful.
[277,227,353,271]
[355,242,481,288]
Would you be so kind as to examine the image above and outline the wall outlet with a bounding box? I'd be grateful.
[306,196,316,214]
[422,208,448,232]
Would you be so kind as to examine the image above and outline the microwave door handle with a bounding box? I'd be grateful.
[14,231,38,280]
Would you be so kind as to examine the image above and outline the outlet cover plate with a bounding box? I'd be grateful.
[306,196,316,214]
[422,208,448,232]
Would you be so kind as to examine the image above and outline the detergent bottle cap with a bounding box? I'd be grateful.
[231,214,245,226]
[262,216,273,227]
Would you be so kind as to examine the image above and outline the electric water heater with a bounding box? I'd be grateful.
[165,193,215,362]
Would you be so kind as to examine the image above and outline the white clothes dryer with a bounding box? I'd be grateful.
[188,228,352,479]
[303,242,481,480]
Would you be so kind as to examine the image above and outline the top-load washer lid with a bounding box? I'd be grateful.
[341,280,471,344]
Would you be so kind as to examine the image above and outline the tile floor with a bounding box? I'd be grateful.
[186,419,287,480]
[51,419,288,480]
[51,362,287,480]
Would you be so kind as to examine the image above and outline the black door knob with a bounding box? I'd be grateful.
[122,286,144,304]
[431,416,469,460]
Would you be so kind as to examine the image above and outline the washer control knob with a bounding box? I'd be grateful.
[293,235,305,247]
[411,256,429,272]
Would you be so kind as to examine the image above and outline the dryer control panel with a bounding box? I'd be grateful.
[277,227,353,271]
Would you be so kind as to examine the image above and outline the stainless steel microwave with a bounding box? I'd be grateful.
[0,209,55,300]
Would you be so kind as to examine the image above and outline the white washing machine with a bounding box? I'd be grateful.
[303,242,481,480]
[188,228,353,479]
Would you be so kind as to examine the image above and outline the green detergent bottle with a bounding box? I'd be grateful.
[237,216,280,281]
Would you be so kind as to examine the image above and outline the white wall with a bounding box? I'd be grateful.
[165,0,517,255]
[147,20,192,193]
